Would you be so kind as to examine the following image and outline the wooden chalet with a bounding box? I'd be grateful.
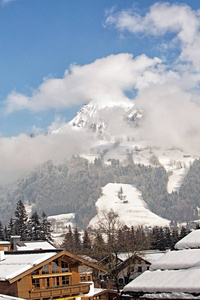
[0,249,106,300]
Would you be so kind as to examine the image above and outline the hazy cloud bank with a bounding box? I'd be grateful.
[0,127,93,185]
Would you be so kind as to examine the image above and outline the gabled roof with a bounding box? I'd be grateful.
[151,249,200,270]
[117,250,165,266]
[0,250,107,284]
[175,230,200,250]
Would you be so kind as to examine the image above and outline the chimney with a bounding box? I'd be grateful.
[10,235,21,251]
[0,251,5,261]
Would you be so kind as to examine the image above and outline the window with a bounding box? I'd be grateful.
[32,269,40,275]
[32,278,40,290]
[62,276,69,286]
[61,261,69,273]
[138,266,142,272]
[42,264,49,274]
[81,275,86,282]
[46,278,50,287]
[52,260,59,273]
[87,275,91,281]
[57,277,60,286]
[118,278,124,284]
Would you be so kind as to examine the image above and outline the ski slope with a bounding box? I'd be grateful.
[88,183,170,228]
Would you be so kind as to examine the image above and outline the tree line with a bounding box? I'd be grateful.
[62,222,190,257]
[1,155,200,229]
[0,200,52,242]
[62,209,191,292]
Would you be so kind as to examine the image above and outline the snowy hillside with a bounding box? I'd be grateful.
[51,99,196,194]
[88,183,170,228]
[82,139,195,194]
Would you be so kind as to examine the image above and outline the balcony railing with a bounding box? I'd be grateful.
[29,283,91,300]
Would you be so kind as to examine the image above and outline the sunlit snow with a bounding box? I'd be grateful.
[88,183,170,228]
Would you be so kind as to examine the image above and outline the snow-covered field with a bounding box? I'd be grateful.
[88,183,170,228]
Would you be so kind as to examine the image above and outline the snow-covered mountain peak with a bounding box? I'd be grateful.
[69,99,142,134]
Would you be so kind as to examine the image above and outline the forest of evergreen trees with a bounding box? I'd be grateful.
[0,200,52,242]
[0,156,200,228]
[62,223,191,257]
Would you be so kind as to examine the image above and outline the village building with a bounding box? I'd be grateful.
[117,250,166,286]
[0,249,106,300]
[97,250,165,288]
[121,230,200,300]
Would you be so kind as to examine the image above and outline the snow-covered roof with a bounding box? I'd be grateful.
[0,242,10,245]
[175,230,200,250]
[0,294,26,300]
[117,251,165,264]
[16,241,56,251]
[123,267,200,294]
[142,292,200,299]
[0,252,57,281]
[117,253,133,262]
[151,249,200,270]
[141,251,166,264]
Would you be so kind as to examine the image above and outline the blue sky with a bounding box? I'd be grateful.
[0,0,199,137]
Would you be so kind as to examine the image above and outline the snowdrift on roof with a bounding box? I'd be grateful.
[175,230,200,250]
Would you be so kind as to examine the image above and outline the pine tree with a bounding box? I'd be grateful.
[82,230,91,251]
[62,225,73,252]
[7,217,16,238]
[164,226,172,249]
[73,226,81,254]
[0,221,5,241]
[171,227,179,249]
[29,211,41,240]
[40,212,52,241]
[179,226,188,240]
[14,200,28,240]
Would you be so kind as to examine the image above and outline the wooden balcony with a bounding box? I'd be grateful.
[29,283,91,300]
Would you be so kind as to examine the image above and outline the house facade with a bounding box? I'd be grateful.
[0,249,105,300]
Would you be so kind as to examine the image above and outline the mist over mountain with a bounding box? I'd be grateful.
[0,99,200,229]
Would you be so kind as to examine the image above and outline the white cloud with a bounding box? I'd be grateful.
[0,127,93,185]
[135,83,200,154]
[4,53,163,114]
[105,2,200,70]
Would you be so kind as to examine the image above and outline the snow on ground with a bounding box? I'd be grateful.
[88,183,170,228]
[85,138,195,194]
[48,213,76,246]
